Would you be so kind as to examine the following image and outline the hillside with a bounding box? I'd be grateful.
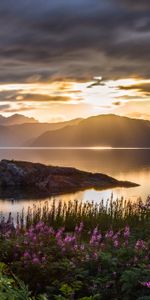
[0,118,82,146]
[31,114,150,148]
[0,126,15,146]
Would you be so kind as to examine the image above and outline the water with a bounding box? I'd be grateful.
[0,148,150,218]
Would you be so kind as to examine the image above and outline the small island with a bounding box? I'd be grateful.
[0,159,139,199]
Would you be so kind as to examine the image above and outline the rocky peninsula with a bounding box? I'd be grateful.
[0,160,139,199]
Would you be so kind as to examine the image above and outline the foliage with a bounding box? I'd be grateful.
[0,262,48,299]
[1,197,150,299]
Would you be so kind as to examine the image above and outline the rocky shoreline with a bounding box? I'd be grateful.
[0,160,139,199]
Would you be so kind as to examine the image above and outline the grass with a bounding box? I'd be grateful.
[4,195,150,236]
[0,195,150,299]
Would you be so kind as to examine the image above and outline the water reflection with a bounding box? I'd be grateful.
[0,149,149,218]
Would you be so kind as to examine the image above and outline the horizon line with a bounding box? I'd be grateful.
[0,147,149,150]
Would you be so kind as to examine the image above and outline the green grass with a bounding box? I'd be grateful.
[10,195,150,238]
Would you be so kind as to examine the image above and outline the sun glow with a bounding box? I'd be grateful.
[0,77,150,121]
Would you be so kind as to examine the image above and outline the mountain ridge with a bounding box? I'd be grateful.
[0,113,38,126]
[31,114,150,148]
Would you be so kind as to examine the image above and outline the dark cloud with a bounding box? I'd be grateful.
[20,94,73,102]
[0,91,74,103]
[1,104,35,113]
[0,104,11,112]
[118,83,150,94]
[113,102,121,106]
[0,103,33,113]
[0,0,149,83]
[119,0,150,10]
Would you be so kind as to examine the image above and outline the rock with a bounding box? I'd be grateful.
[0,159,139,199]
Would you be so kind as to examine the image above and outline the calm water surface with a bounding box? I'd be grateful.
[0,148,150,218]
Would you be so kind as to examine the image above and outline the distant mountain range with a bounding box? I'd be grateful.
[0,114,150,147]
[31,114,150,148]
[0,115,82,146]
[0,114,37,126]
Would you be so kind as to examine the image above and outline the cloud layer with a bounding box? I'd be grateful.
[0,0,149,83]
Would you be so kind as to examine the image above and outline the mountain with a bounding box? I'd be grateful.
[0,114,37,126]
[13,118,82,146]
[31,114,150,148]
[0,125,15,146]
[0,117,82,146]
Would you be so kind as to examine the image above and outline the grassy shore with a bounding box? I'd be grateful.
[10,196,150,236]
[1,196,150,299]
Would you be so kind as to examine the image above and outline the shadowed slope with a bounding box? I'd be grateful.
[31,114,150,148]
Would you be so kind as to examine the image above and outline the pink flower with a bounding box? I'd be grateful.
[32,257,40,264]
[56,227,64,239]
[80,244,85,251]
[78,222,84,233]
[124,226,130,239]
[114,240,119,248]
[90,228,101,245]
[105,230,113,239]
[141,282,150,288]
[23,251,31,259]
[35,221,45,231]
[75,222,84,234]
[64,235,76,244]
[135,240,147,251]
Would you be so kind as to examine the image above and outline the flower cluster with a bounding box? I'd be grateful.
[1,220,149,266]
[1,219,150,299]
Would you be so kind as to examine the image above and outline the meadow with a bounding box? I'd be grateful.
[1,197,150,299]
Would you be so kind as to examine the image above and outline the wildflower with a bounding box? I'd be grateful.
[56,227,64,239]
[74,244,78,250]
[105,230,113,239]
[23,251,31,259]
[93,252,98,260]
[32,236,37,242]
[123,226,130,239]
[80,244,85,251]
[32,257,40,264]
[64,235,76,244]
[90,228,101,245]
[135,240,147,251]
[35,221,45,231]
[114,239,119,248]
[24,239,28,245]
[78,222,84,233]
[141,282,150,288]
[125,239,129,247]
[75,222,84,234]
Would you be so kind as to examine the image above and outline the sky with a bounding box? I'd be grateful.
[0,0,150,122]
